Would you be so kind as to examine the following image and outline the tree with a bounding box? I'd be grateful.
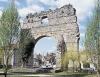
[19,29,34,67]
[80,51,91,63]
[0,48,3,64]
[0,0,20,77]
[62,51,69,71]
[85,0,100,76]
[63,50,78,72]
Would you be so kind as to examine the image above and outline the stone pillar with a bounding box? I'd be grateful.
[56,35,66,71]
[67,42,78,51]
[64,32,79,52]
[65,34,80,70]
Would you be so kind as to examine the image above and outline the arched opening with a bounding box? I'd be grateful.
[33,37,57,68]
[41,16,49,26]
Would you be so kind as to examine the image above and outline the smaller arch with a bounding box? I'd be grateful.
[41,16,49,26]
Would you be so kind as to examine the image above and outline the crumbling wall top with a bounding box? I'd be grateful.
[24,4,76,23]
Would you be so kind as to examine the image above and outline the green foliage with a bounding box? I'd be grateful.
[85,0,100,52]
[85,0,100,75]
[80,51,91,63]
[62,50,79,71]
[0,1,20,76]
[0,2,20,47]
[19,29,34,64]
[20,29,33,49]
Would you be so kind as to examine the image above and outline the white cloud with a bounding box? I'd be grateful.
[56,0,95,21]
[0,7,3,10]
[18,4,44,17]
[0,11,2,17]
[0,7,3,17]
[40,0,56,6]
[37,0,57,10]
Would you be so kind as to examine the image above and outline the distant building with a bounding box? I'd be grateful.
[43,52,56,66]
[33,53,43,67]
[33,52,56,67]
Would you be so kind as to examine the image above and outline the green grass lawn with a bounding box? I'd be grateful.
[47,72,98,77]
[0,73,98,77]
[0,74,98,77]
[0,68,99,77]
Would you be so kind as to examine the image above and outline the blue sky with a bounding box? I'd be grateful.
[0,0,95,54]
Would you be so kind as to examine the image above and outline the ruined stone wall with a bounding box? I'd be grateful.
[22,4,76,28]
[20,4,80,69]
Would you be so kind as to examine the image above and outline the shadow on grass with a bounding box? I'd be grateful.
[54,74,90,77]
[52,72,96,77]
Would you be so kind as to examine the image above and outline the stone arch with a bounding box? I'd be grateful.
[25,35,58,67]
[33,34,66,68]
[20,34,58,67]
[14,4,80,70]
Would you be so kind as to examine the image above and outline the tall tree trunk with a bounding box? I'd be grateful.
[4,68,7,77]
[73,61,75,72]
[78,52,81,72]
[4,56,9,77]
